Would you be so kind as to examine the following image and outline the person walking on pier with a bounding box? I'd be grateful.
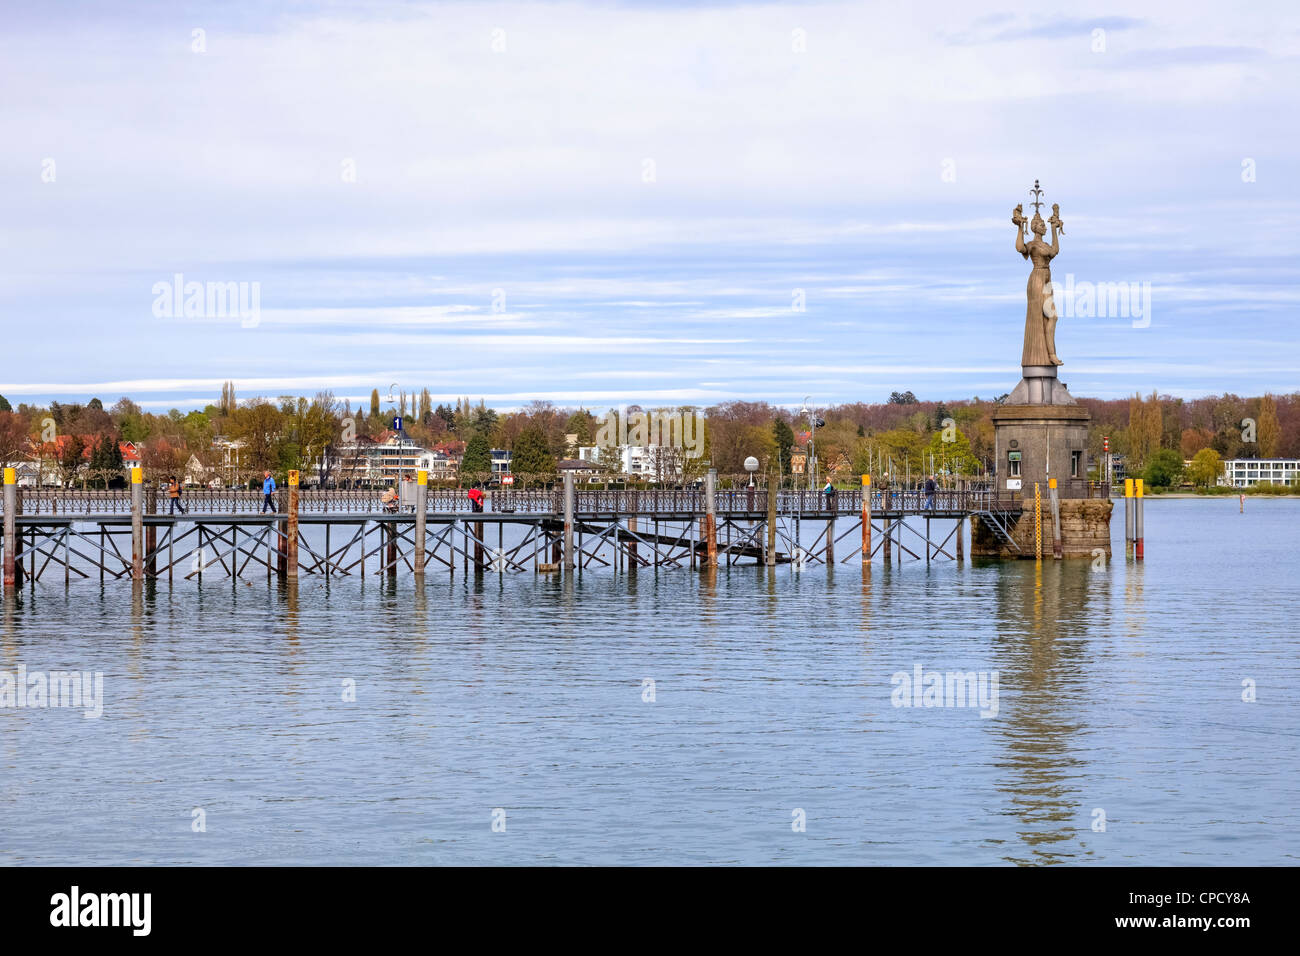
[924,475,937,511]
[467,485,484,513]
[261,470,277,513]
[879,472,891,510]
[167,475,187,515]
[822,478,836,508]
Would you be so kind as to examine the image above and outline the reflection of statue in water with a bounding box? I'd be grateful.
[1012,180,1065,367]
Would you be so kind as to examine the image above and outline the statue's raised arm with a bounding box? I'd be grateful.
[1048,202,1064,256]
[1012,204,1028,259]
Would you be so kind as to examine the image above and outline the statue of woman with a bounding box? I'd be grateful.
[1012,202,1063,366]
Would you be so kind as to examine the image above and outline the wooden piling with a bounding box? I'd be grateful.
[414,470,427,578]
[1048,477,1062,560]
[286,470,299,580]
[861,474,871,565]
[2,468,15,590]
[704,469,717,568]
[276,485,288,578]
[130,466,143,581]
[563,471,575,573]
[766,472,777,566]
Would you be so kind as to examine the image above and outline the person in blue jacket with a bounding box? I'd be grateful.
[261,470,277,513]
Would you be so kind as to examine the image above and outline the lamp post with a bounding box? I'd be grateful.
[744,455,759,513]
[799,397,825,491]
[386,383,406,492]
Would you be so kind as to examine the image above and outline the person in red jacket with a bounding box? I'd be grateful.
[467,486,484,513]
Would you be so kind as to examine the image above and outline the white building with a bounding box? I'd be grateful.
[576,444,682,479]
[335,436,452,486]
[1219,458,1300,488]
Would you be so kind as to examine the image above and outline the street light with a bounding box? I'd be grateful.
[799,397,825,491]
[744,456,759,488]
[386,383,406,493]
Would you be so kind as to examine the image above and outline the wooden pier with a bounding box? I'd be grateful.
[1,467,1031,587]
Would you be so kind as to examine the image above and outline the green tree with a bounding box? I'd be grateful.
[228,399,282,472]
[1143,447,1183,488]
[875,428,923,477]
[0,394,12,412]
[565,410,595,448]
[512,425,555,476]
[923,426,981,476]
[59,434,85,483]
[1257,394,1279,457]
[771,419,794,475]
[461,431,491,479]
[369,389,381,419]
[1186,448,1223,488]
[89,433,125,484]
[1128,390,1162,471]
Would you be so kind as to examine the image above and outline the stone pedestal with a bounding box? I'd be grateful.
[972,365,1111,558]
[994,366,1092,500]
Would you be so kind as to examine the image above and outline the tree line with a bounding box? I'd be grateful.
[0,386,1294,487]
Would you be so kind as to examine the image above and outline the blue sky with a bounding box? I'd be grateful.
[1,0,1297,412]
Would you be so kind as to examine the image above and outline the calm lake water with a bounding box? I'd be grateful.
[2,498,1297,865]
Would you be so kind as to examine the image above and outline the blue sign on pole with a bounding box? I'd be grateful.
[392,416,402,431]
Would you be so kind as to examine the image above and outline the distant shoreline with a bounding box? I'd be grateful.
[1143,492,1300,500]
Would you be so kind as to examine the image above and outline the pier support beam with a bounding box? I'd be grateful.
[130,466,143,581]
[628,490,638,570]
[146,484,157,577]
[472,520,484,574]
[386,522,397,578]
[414,470,427,578]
